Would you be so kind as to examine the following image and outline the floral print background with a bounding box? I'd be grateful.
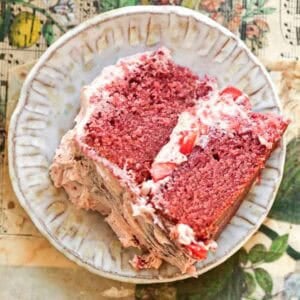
[97,0,276,54]
[0,1,300,299]
[0,0,278,51]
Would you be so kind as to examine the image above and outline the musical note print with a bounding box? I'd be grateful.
[280,52,299,60]
[78,0,98,21]
[297,0,300,15]
[282,0,300,15]
[281,0,300,45]
[282,23,300,45]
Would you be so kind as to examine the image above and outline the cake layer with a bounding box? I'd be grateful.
[154,131,277,241]
[145,87,288,241]
[50,47,289,274]
[51,130,197,273]
[82,48,212,183]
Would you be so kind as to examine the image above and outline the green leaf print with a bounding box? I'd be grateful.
[259,7,276,14]
[175,253,244,300]
[254,268,273,294]
[137,256,240,300]
[262,295,273,300]
[119,0,138,7]
[100,0,119,12]
[100,0,137,12]
[239,248,248,265]
[243,272,256,296]
[249,244,267,263]
[246,0,255,9]
[135,284,176,300]
[0,6,12,42]
[42,22,55,46]
[269,139,300,224]
[260,224,300,261]
[264,234,288,262]
[181,0,199,9]
[257,0,266,7]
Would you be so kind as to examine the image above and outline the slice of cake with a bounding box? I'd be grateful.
[50,48,288,274]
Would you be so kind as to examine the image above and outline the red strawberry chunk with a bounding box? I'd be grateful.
[132,255,146,270]
[150,162,177,182]
[220,86,243,100]
[179,131,198,155]
[186,243,208,260]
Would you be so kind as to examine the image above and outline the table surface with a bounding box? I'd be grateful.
[0,1,300,299]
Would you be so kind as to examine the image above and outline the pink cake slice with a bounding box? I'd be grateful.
[50,48,288,273]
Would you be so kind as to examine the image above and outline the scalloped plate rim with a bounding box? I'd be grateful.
[8,5,286,284]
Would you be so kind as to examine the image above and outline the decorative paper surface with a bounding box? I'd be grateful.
[0,0,299,299]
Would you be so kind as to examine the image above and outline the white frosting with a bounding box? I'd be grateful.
[173,223,218,250]
[152,82,253,171]
[206,240,218,251]
[94,157,138,193]
[176,224,196,245]
[194,90,251,133]
[131,196,165,229]
[91,64,125,90]
[140,178,169,196]
[132,197,155,217]
[149,81,280,180]
[140,180,153,196]
[258,135,273,149]
[197,135,209,148]
[154,111,198,165]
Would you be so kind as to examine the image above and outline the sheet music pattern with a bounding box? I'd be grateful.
[280,0,300,60]
[0,2,300,299]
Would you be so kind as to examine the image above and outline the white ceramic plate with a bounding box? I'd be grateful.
[8,6,286,283]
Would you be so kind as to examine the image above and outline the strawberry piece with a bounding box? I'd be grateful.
[186,243,208,260]
[179,131,198,155]
[150,162,177,182]
[220,86,243,100]
[132,255,146,270]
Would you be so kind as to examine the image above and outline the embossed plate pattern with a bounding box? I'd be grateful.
[8,6,286,283]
